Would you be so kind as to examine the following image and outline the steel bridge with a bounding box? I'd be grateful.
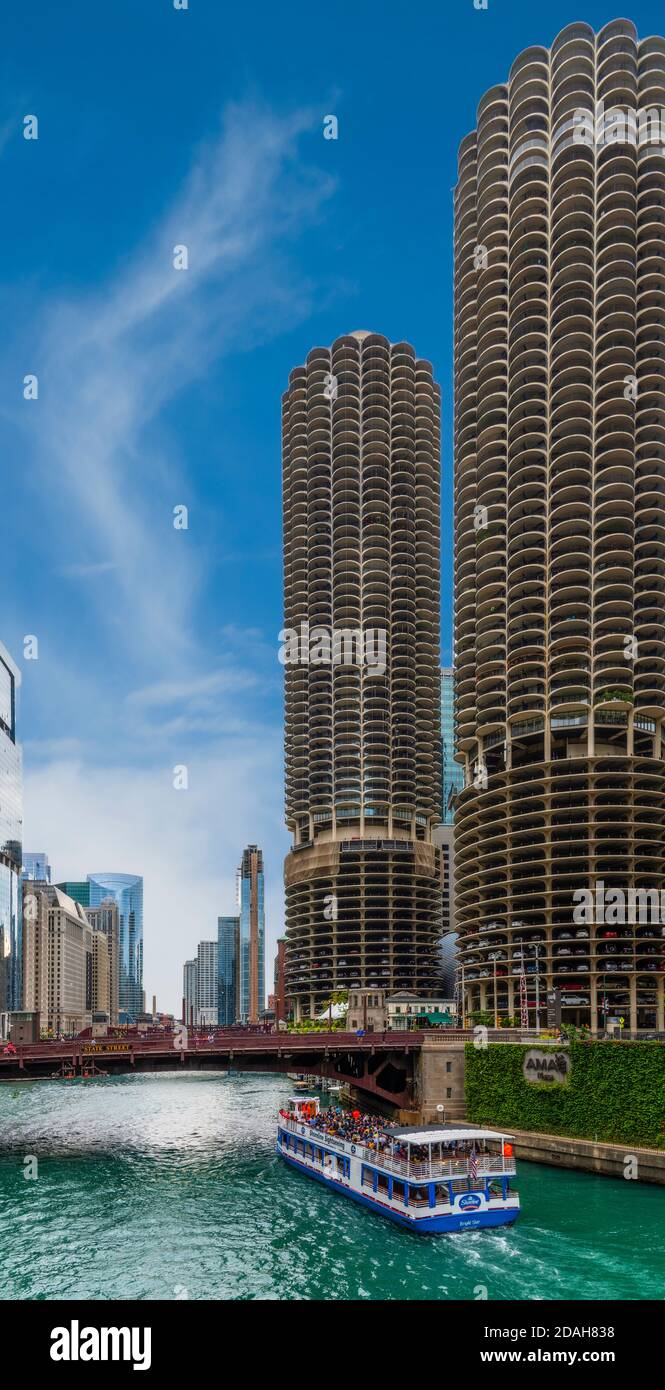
[0,1031,428,1110]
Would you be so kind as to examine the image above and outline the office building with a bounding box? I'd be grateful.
[238,845,264,1023]
[55,880,90,908]
[282,332,442,1018]
[217,916,239,1026]
[0,641,22,1018]
[183,958,197,1026]
[86,899,120,1024]
[21,880,48,1020]
[196,939,218,1025]
[90,930,110,1016]
[30,885,93,1035]
[273,936,286,1023]
[22,852,51,883]
[454,19,665,1031]
[87,873,143,1021]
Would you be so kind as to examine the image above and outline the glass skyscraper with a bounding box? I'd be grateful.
[22,852,51,883]
[217,916,239,1026]
[87,873,143,1021]
[441,668,463,825]
[196,939,218,1024]
[238,845,264,1022]
[0,642,22,1015]
[55,880,90,907]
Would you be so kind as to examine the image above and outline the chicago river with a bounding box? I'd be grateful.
[0,1073,662,1301]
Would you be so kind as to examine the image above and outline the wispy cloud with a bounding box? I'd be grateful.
[22,99,334,670]
[58,560,118,578]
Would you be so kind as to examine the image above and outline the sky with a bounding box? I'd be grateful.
[1,0,662,1013]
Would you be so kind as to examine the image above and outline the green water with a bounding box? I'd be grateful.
[0,1072,663,1300]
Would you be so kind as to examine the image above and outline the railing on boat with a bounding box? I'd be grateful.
[278,1116,516,1179]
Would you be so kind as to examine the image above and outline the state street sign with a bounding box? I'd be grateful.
[522,1049,571,1085]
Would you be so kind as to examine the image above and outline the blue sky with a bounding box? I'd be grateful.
[1,0,661,1012]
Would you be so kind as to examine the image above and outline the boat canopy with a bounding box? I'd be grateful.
[288,1096,319,1107]
[387,1127,512,1145]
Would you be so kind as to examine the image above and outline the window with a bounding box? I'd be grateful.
[446,1061,452,1073]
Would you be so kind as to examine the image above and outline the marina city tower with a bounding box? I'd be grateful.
[282,332,442,1019]
[454,20,665,1033]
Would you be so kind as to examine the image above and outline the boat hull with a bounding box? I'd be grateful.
[277,1146,520,1234]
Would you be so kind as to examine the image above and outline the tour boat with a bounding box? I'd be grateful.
[276,1097,520,1234]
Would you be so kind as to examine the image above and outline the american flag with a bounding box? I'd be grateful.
[469,1147,478,1183]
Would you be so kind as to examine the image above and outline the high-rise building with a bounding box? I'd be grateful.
[273,936,286,1023]
[238,845,264,1023]
[0,641,22,1018]
[217,916,239,1026]
[441,669,464,823]
[21,881,48,1020]
[183,958,197,1026]
[32,886,92,1035]
[90,931,110,1017]
[196,939,218,1025]
[87,874,143,1021]
[55,880,90,907]
[454,19,665,1032]
[86,899,120,1024]
[282,332,442,1018]
[22,852,51,884]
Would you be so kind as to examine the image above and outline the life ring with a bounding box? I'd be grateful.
[300,1125,306,1135]
[350,1144,356,1154]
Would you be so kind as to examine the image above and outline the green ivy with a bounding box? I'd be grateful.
[465,1041,665,1149]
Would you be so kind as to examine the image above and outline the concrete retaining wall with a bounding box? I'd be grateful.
[510,1127,665,1186]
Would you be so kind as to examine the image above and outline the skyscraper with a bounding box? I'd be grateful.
[441,669,463,823]
[86,899,120,1024]
[26,886,92,1035]
[273,936,286,1023]
[22,852,51,883]
[87,873,143,1021]
[282,332,442,1019]
[55,880,90,907]
[454,19,665,1032]
[0,641,22,1017]
[217,915,239,1026]
[183,958,197,1027]
[196,939,218,1024]
[238,845,264,1022]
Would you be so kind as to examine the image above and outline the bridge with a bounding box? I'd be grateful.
[0,1031,430,1111]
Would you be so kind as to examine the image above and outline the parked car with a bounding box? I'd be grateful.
[575,929,589,939]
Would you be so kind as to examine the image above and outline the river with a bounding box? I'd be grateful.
[0,1072,662,1300]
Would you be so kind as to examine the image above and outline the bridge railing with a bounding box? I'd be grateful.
[0,1029,427,1065]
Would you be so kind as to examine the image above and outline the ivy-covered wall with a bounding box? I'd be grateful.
[465,1041,665,1149]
